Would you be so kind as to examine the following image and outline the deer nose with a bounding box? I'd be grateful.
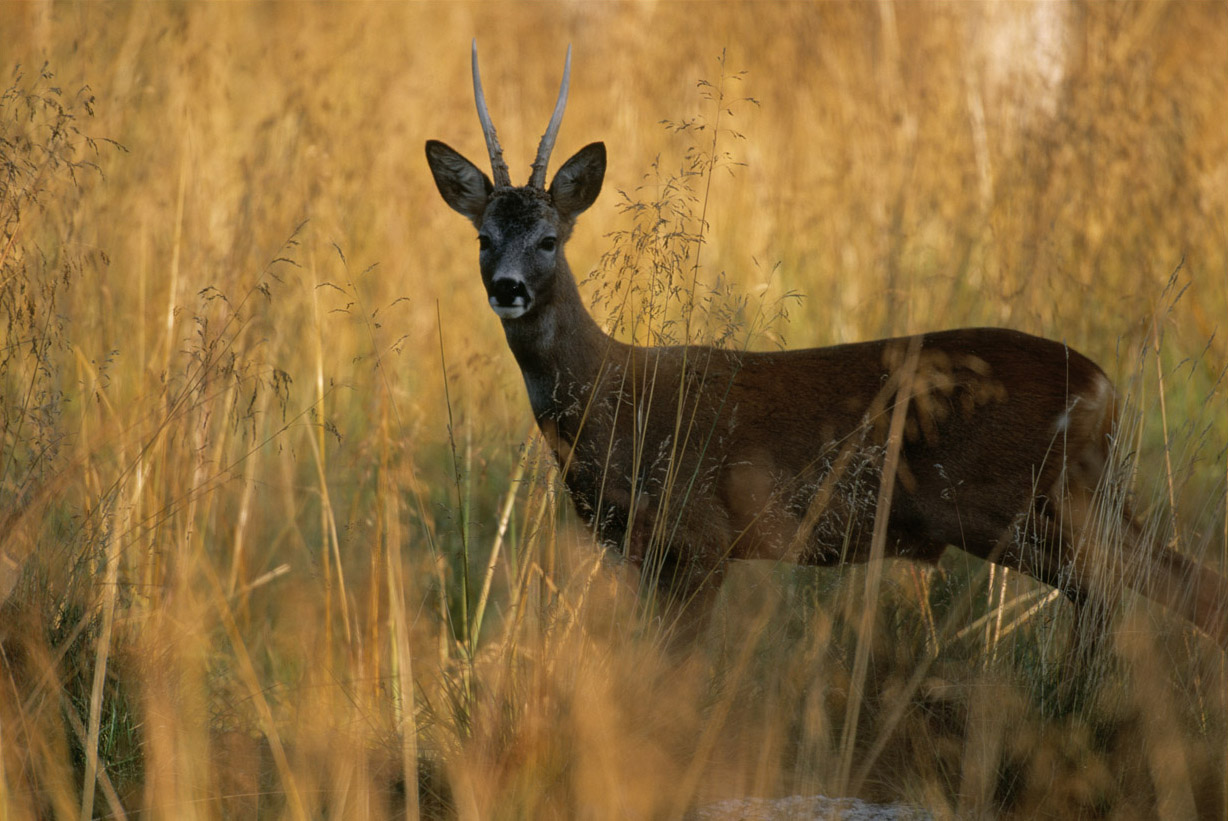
[488,277,532,318]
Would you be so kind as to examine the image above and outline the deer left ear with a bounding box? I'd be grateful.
[549,142,605,219]
[426,140,494,228]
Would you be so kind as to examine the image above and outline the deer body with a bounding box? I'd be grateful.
[508,310,1112,593]
[427,44,1228,648]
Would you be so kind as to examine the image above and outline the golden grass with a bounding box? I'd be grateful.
[1,2,1226,818]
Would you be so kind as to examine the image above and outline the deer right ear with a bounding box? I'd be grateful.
[550,142,605,219]
[426,140,494,227]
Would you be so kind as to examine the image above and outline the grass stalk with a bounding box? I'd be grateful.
[472,447,527,644]
[436,302,472,654]
[306,416,352,647]
[837,334,921,791]
[381,426,420,821]
[204,559,307,819]
[78,515,119,821]
[1151,312,1181,542]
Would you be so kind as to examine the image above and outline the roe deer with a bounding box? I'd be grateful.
[425,43,1228,650]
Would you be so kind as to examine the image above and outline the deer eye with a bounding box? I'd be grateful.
[538,236,557,253]
[478,235,492,251]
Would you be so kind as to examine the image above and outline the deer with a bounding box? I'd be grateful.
[425,43,1228,654]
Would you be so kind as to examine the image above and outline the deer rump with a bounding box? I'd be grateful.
[540,328,1112,599]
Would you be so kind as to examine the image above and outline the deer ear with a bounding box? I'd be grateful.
[426,140,494,227]
[549,142,605,219]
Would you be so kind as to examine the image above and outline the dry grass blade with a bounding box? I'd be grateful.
[837,335,920,791]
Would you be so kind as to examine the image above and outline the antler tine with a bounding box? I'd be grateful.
[528,45,572,190]
[471,40,512,188]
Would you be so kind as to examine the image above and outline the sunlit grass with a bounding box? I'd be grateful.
[1,2,1225,818]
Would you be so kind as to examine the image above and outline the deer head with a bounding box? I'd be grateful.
[425,42,606,321]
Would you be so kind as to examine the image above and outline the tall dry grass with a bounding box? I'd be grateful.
[1,2,1225,818]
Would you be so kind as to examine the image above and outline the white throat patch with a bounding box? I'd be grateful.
[491,298,529,320]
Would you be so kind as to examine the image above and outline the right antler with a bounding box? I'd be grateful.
[471,39,511,188]
[528,45,572,189]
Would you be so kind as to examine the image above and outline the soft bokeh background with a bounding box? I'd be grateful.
[2,2,1225,818]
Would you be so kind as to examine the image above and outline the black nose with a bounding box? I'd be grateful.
[489,278,530,307]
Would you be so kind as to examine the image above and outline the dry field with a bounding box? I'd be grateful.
[2,2,1226,818]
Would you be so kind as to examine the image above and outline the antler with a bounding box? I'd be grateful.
[528,45,572,190]
[471,40,512,188]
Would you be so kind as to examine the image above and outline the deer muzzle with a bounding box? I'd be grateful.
[488,276,532,319]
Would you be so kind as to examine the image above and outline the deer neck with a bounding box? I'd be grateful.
[499,266,618,432]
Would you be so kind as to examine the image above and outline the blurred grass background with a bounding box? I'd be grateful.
[1,1,1226,818]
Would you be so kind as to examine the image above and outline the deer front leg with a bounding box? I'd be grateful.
[621,500,729,644]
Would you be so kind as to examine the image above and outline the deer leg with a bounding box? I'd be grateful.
[1056,503,1128,684]
[660,552,727,643]
[1011,548,1111,704]
[633,542,727,646]
[1050,481,1228,652]
[994,503,1113,680]
[1116,515,1228,651]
